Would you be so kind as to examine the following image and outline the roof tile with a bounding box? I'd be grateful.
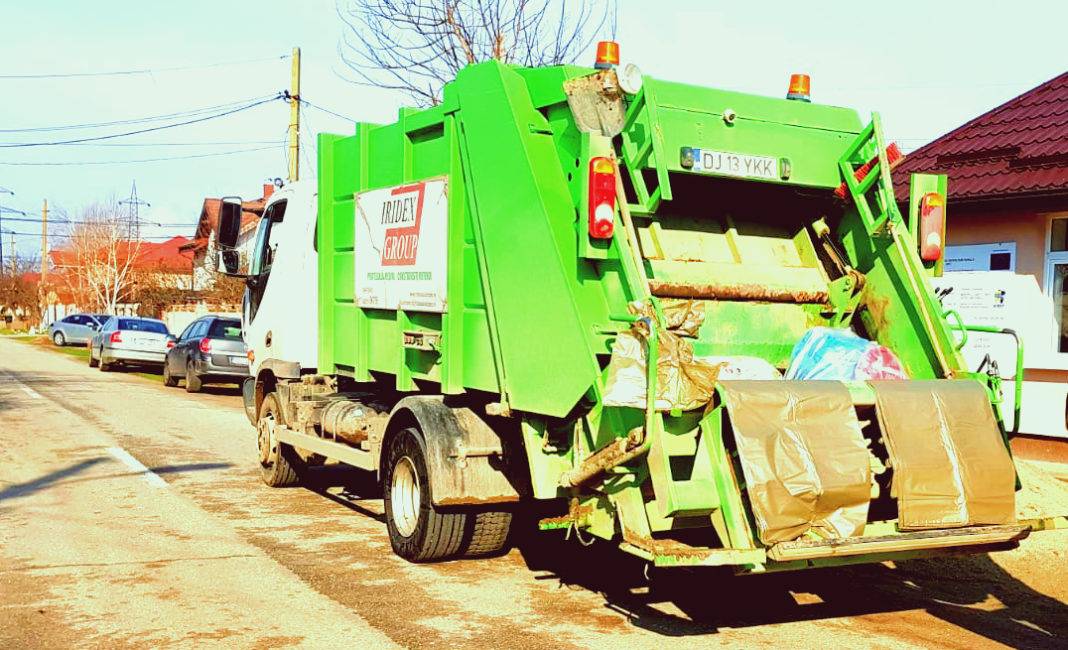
[893,70,1068,202]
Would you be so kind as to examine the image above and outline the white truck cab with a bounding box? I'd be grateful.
[219,181,318,420]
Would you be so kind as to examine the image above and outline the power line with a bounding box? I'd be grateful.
[0,97,283,148]
[22,140,281,147]
[300,99,358,123]
[1,215,194,227]
[0,94,279,133]
[0,144,279,166]
[0,54,290,79]
[5,231,186,240]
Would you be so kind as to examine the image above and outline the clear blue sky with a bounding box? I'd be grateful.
[2,0,1066,261]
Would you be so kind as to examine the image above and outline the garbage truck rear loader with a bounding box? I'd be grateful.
[220,49,1065,570]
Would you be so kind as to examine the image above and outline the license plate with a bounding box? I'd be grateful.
[691,149,779,180]
[231,356,248,365]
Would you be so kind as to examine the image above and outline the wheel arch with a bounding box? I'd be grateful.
[384,397,521,507]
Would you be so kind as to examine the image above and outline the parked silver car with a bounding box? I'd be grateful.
[164,315,248,392]
[48,313,107,346]
[89,316,175,372]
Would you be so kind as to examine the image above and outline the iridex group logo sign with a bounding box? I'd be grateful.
[379,182,425,266]
[354,178,448,313]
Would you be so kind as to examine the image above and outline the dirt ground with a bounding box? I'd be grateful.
[2,336,1068,649]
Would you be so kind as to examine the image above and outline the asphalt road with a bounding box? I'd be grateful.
[3,336,1068,649]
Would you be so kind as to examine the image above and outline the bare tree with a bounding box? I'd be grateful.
[0,254,40,328]
[337,0,617,106]
[56,199,142,314]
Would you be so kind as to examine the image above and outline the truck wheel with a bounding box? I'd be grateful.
[185,363,202,393]
[89,347,99,368]
[257,393,303,487]
[384,428,466,562]
[162,362,178,387]
[463,510,514,557]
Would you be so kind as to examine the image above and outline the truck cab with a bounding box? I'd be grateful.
[222,181,318,419]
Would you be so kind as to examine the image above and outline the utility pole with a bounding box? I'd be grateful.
[0,187,11,272]
[41,198,47,288]
[287,46,301,183]
[9,232,14,276]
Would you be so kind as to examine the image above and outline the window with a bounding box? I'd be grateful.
[250,200,287,276]
[1045,216,1068,354]
[179,322,198,341]
[208,319,242,340]
[117,318,169,335]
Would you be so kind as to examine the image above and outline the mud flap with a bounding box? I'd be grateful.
[718,380,872,545]
[391,397,521,507]
[872,380,1016,529]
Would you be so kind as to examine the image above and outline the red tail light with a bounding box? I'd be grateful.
[919,192,946,261]
[166,340,176,349]
[109,331,122,344]
[589,157,616,239]
[200,338,212,354]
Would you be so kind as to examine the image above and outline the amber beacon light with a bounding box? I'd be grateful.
[595,41,620,69]
[787,74,811,102]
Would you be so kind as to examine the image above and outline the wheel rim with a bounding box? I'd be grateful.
[257,410,277,467]
[391,456,420,538]
[54,333,62,344]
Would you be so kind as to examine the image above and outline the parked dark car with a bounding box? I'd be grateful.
[89,316,175,371]
[164,315,248,392]
[48,313,105,346]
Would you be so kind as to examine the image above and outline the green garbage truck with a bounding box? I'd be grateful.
[217,44,1065,570]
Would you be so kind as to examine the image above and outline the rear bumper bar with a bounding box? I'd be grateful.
[767,524,1031,562]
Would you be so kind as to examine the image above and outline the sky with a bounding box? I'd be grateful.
[2,0,1066,263]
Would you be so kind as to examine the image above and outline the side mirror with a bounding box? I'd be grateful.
[218,196,243,251]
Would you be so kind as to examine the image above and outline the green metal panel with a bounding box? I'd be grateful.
[450,61,606,417]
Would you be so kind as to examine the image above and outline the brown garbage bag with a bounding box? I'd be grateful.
[872,380,1016,529]
[719,381,872,545]
[626,299,705,338]
[602,325,724,412]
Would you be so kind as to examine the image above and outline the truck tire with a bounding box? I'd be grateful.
[257,393,303,487]
[185,363,202,393]
[384,428,466,562]
[463,510,513,557]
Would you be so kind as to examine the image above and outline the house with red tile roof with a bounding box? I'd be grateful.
[893,70,1068,437]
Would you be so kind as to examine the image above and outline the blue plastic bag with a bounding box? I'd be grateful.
[785,327,907,381]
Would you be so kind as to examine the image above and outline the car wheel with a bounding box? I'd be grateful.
[383,427,467,562]
[88,345,99,367]
[163,361,178,387]
[257,393,303,487]
[52,331,65,346]
[185,363,202,393]
[99,349,112,372]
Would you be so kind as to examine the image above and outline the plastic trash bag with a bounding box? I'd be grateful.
[626,299,704,338]
[785,327,907,381]
[696,356,782,381]
[603,325,725,411]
